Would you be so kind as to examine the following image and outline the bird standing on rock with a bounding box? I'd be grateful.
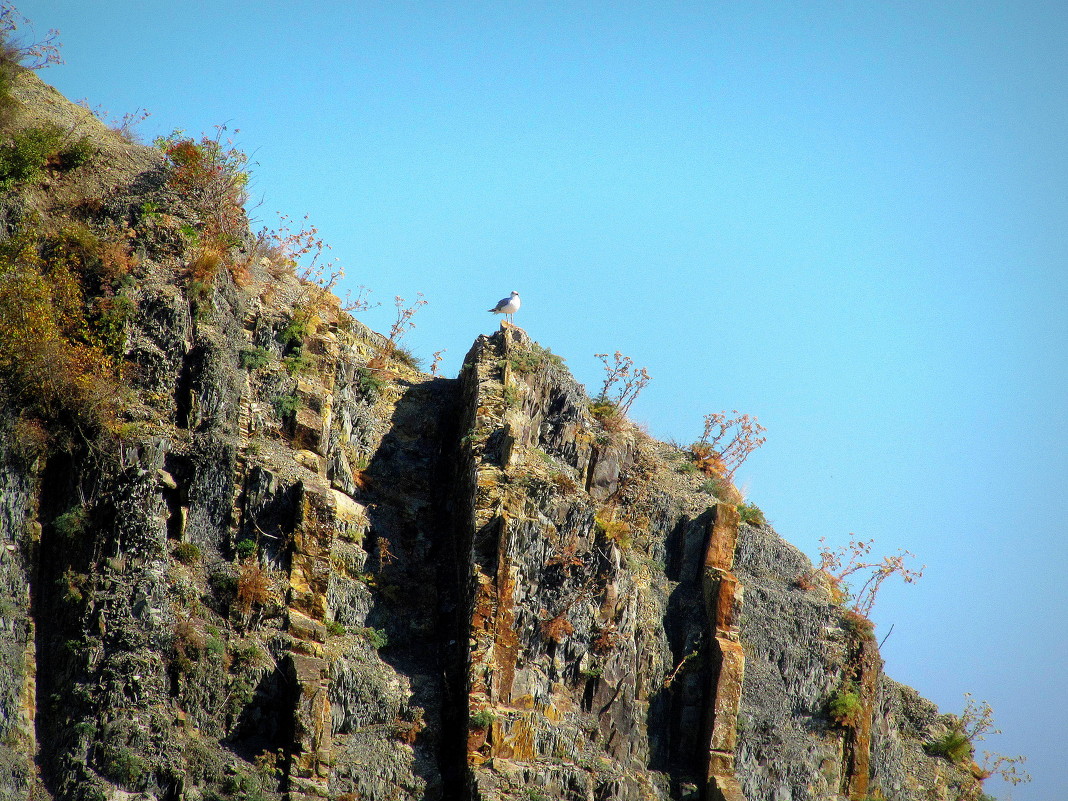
[489,291,521,325]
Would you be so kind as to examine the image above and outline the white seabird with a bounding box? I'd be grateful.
[489,291,521,325]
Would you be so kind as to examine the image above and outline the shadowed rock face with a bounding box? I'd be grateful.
[0,70,983,801]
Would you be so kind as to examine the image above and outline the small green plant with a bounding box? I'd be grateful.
[469,709,496,730]
[325,620,346,637]
[271,392,301,419]
[675,461,698,474]
[357,365,385,397]
[828,683,864,727]
[239,347,271,371]
[173,541,201,565]
[501,383,522,408]
[926,727,972,763]
[205,636,226,658]
[358,626,389,649]
[53,506,88,539]
[697,478,720,495]
[737,502,766,526]
[282,353,315,376]
[278,313,311,350]
[935,695,1032,788]
[103,747,146,787]
[579,665,603,681]
[235,538,256,559]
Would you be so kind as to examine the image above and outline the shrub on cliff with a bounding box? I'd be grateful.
[0,123,92,187]
[828,682,864,727]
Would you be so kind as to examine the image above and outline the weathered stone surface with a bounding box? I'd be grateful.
[0,70,988,801]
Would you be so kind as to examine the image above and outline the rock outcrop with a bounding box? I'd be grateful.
[0,69,985,801]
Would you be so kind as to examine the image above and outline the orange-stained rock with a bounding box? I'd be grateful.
[705,502,741,571]
[705,636,746,756]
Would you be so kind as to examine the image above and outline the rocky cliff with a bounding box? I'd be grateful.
[0,69,986,801]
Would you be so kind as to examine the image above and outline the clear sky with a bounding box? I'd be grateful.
[16,1,1066,797]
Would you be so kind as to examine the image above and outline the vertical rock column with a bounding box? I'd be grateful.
[284,482,337,801]
[844,636,880,800]
[700,503,746,801]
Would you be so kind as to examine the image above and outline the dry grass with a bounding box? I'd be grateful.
[235,561,272,616]
[540,614,575,644]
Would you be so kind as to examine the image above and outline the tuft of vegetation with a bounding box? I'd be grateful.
[828,683,864,727]
[356,365,385,397]
[53,506,88,539]
[366,294,427,370]
[156,126,249,256]
[0,225,129,441]
[595,515,632,550]
[737,501,766,526]
[234,561,272,617]
[931,695,1032,788]
[173,541,201,565]
[277,312,311,350]
[691,411,767,483]
[926,727,972,764]
[811,537,925,618]
[505,341,564,375]
[239,347,271,371]
[282,353,315,376]
[357,626,389,650]
[0,124,93,187]
[539,613,574,644]
[234,538,256,560]
[271,392,301,420]
[593,350,650,422]
[1,4,62,123]
[325,619,346,637]
[469,710,496,730]
[841,608,875,640]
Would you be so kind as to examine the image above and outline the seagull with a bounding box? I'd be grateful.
[488,291,521,325]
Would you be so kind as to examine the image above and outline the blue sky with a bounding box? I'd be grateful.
[17,1,1066,797]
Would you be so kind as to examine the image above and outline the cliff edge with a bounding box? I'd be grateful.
[0,68,984,801]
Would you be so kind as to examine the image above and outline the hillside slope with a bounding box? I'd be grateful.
[0,68,984,801]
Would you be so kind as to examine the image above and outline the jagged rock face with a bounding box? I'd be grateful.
[0,70,985,801]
